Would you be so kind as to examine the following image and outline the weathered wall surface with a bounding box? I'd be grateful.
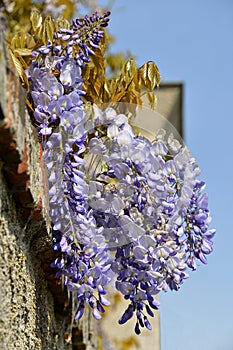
[0,168,67,350]
[0,27,96,350]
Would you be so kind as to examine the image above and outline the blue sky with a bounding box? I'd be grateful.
[100,0,233,349]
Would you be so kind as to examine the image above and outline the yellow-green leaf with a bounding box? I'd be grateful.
[9,49,29,90]
[111,89,127,103]
[122,58,137,84]
[11,33,20,50]
[146,91,157,110]
[91,48,105,73]
[30,8,42,32]
[25,33,36,49]
[56,15,70,30]
[40,16,55,44]
[149,61,161,87]
[139,61,160,90]
[14,48,32,56]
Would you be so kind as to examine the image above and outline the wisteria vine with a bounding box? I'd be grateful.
[26,11,215,334]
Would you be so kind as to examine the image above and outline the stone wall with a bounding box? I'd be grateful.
[0,28,96,350]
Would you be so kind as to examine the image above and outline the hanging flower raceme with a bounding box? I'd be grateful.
[25,11,215,335]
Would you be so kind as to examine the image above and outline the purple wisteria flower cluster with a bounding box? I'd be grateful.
[26,11,215,335]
